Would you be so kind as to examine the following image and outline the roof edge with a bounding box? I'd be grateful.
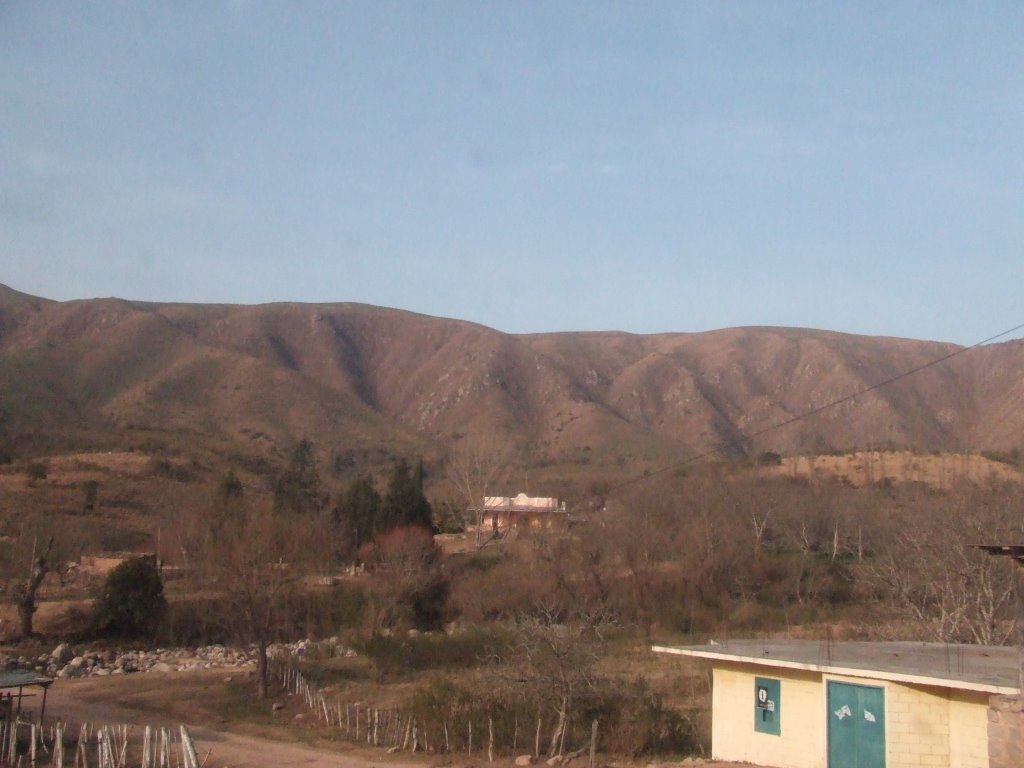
[651,645,1019,696]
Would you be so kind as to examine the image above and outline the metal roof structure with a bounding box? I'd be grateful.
[0,669,53,722]
[0,671,53,690]
[971,544,1024,564]
[653,639,1021,695]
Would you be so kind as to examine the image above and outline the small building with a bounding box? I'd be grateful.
[654,639,1024,768]
[469,493,567,535]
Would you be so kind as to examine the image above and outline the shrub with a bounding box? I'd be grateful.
[93,558,167,639]
[361,526,450,632]
[399,673,700,758]
[26,462,47,481]
[355,627,509,680]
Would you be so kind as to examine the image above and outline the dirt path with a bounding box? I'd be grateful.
[41,671,755,768]
[44,673,427,768]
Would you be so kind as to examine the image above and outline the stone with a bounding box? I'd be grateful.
[272,702,284,711]
[515,755,536,766]
[68,656,85,668]
[150,662,174,673]
[546,757,563,766]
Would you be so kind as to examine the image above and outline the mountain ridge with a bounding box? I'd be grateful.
[1,284,1021,479]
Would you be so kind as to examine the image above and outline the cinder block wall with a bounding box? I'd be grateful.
[712,664,824,768]
[988,695,1024,768]
[949,690,990,768]
[884,680,951,767]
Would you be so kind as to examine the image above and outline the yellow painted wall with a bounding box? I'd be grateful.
[712,663,825,768]
[710,664,990,768]
[948,690,990,768]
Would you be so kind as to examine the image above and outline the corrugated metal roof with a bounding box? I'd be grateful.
[0,670,53,689]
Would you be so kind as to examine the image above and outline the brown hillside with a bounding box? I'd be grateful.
[0,285,1022,482]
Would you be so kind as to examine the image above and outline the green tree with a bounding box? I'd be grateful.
[381,458,433,531]
[26,462,47,484]
[216,469,244,517]
[93,557,167,638]
[273,438,323,516]
[82,479,99,511]
[333,473,382,550]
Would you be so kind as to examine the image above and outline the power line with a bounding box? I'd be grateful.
[606,322,1024,495]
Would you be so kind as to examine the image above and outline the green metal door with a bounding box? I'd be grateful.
[827,681,885,768]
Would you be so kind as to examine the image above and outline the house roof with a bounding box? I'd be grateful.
[481,494,561,511]
[653,639,1020,695]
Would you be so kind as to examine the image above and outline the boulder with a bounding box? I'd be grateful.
[515,755,536,766]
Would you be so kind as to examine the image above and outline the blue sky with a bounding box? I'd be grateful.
[2,2,1022,344]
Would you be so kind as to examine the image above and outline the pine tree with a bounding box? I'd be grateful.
[334,473,382,549]
[273,438,323,515]
[381,458,433,531]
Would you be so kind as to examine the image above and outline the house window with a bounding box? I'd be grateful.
[754,677,781,735]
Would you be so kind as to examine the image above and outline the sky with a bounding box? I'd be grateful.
[2,2,1023,344]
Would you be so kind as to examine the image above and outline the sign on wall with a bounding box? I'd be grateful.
[754,677,781,735]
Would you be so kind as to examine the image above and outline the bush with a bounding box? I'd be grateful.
[355,628,509,680]
[26,462,47,481]
[93,558,167,639]
[399,673,700,758]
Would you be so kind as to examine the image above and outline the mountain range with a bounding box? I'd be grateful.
[1,283,1022,484]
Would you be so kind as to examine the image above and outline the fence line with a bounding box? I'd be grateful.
[272,659,599,763]
[0,720,201,768]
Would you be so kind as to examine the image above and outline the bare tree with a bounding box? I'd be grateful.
[188,472,330,698]
[506,605,606,758]
[0,509,77,639]
[10,535,54,638]
[871,484,1023,645]
[447,431,516,547]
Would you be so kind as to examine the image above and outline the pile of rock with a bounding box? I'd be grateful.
[268,636,355,660]
[2,643,257,679]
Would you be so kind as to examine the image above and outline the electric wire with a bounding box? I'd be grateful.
[605,321,1024,495]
